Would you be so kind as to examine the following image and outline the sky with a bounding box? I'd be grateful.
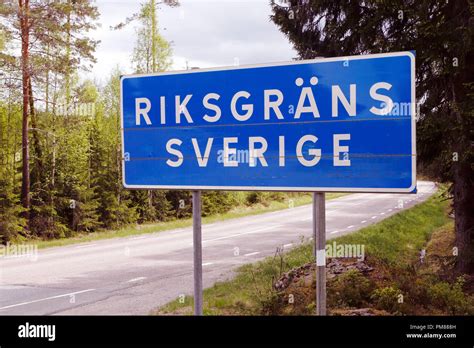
[89,0,297,82]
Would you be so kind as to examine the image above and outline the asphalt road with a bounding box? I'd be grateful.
[0,181,436,315]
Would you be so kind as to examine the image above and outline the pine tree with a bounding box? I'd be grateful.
[202,191,237,216]
[166,191,192,219]
[0,178,26,244]
[87,72,139,229]
[0,101,25,242]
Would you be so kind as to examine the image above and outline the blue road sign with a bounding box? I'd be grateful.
[121,52,416,192]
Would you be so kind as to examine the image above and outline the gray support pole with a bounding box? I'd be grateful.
[313,192,326,315]
[192,190,203,315]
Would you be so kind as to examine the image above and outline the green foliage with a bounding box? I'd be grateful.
[329,270,375,308]
[246,192,265,205]
[428,276,474,315]
[130,191,158,223]
[0,179,26,243]
[247,192,269,206]
[370,286,402,313]
[132,0,172,73]
[246,192,288,206]
[166,191,191,219]
[151,190,172,221]
[202,191,238,216]
[0,102,25,243]
[30,191,68,239]
[267,192,286,202]
[75,185,101,233]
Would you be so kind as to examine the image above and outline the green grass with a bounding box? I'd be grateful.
[335,193,450,266]
[155,188,451,315]
[32,192,347,249]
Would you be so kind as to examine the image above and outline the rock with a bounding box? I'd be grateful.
[273,258,373,291]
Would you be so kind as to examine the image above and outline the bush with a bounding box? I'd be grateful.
[246,192,268,205]
[328,270,375,308]
[371,286,402,313]
[202,191,238,216]
[267,192,286,202]
[405,276,436,309]
[246,192,284,206]
[428,276,474,315]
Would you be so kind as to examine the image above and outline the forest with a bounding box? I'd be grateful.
[0,0,286,244]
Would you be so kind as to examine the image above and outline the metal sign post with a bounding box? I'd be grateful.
[313,192,326,315]
[192,190,203,315]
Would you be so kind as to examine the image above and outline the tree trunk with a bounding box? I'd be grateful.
[65,0,72,113]
[19,0,30,227]
[45,45,50,113]
[451,78,474,275]
[453,161,474,274]
[29,78,44,182]
[151,0,157,72]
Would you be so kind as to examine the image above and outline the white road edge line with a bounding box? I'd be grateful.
[0,289,96,310]
[283,243,293,248]
[347,225,354,229]
[202,262,213,266]
[127,277,147,283]
[361,220,367,223]
[244,252,260,257]
[330,230,339,234]
[74,244,97,249]
[201,226,276,244]
[129,236,147,240]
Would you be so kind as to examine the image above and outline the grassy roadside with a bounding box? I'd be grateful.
[155,187,473,315]
[30,192,346,249]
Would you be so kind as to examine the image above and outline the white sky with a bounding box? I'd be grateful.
[89,0,297,82]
